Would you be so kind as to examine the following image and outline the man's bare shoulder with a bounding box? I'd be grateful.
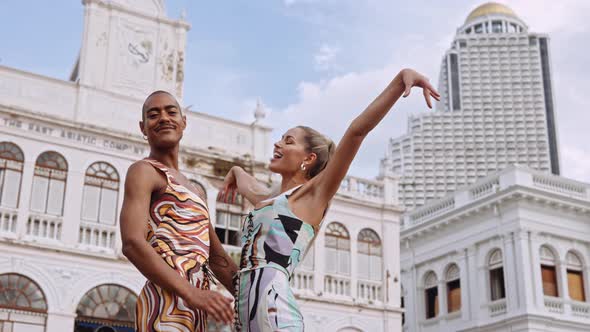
[125,160,165,190]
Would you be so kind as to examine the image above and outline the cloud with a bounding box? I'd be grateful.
[264,0,590,184]
[313,44,340,71]
[561,146,590,183]
[269,62,436,177]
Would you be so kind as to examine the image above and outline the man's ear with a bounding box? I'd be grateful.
[181,115,187,130]
[139,121,146,136]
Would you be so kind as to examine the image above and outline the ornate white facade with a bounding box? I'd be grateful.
[382,3,561,209]
[400,165,590,332]
[0,0,402,331]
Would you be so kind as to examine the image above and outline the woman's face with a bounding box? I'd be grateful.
[139,93,186,149]
[269,127,310,175]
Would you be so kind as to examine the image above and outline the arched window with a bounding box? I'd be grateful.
[446,264,461,313]
[325,222,350,275]
[82,162,120,225]
[0,273,47,331]
[215,191,243,247]
[0,142,24,208]
[30,151,68,216]
[566,251,586,302]
[424,271,438,319]
[357,228,382,281]
[540,245,559,297]
[75,284,137,332]
[488,249,506,301]
[189,179,207,200]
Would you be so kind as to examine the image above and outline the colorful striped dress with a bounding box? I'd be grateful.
[235,186,317,332]
[136,159,211,332]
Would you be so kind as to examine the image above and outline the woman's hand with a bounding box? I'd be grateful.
[400,68,441,108]
[217,166,239,204]
[185,288,234,325]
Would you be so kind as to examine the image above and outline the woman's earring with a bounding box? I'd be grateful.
[143,134,148,140]
[300,162,306,171]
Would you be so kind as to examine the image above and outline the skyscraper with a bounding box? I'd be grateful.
[381,2,560,209]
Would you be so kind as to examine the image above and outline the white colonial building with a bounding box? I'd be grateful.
[382,2,561,209]
[0,0,402,331]
[400,165,590,332]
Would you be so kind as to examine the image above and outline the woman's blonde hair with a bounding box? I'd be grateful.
[296,126,336,178]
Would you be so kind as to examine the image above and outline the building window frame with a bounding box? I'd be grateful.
[0,142,24,209]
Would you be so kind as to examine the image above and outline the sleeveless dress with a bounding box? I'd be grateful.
[136,159,211,332]
[234,186,318,332]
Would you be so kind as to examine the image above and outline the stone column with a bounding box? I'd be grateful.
[466,245,481,321]
[61,166,85,246]
[502,232,519,311]
[350,234,358,299]
[314,229,325,296]
[529,232,545,310]
[15,159,35,239]
[558,259,571,314]
[514,229,534,312]
[46,311,76,332]
[458,250,470,320]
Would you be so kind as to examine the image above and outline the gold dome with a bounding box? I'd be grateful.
[465,2,518,23]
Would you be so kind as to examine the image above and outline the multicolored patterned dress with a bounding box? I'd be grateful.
[136,158,211,332]
[235,186,317,331]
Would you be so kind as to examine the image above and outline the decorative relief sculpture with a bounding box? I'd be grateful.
[176,50,185,97]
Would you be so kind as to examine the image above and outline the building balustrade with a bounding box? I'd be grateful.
[78,221,117,251]
[324,275,352,298]
[0,206,18,237]
[487,299,507,316]
[291,270,315,295]
[544,296,564,314]
[25,213,63,242]
[339,176,385,201]
[3,210,389,307]
[357,279,383,304]
[403,166,590,229]
[570,301,590,318]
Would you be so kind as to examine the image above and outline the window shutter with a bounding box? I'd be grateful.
[370,256,382,281]
[46,179,65,216]
[340,250,350,275]
[541,265,559,297]
[82,185,100,221]
[30,176,49,213]
[326,248,338,274]
[100,188,118,225]
[358,253,369,280]
[447,280,461,312]
[1,169,21,208]
[567,270,586,302]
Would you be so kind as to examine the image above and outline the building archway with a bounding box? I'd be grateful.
[0,273,48,332]
[74,284,137,332]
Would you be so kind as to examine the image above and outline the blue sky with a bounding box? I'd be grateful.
[1,0,589,182]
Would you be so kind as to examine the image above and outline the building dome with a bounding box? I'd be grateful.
[465,2,518,23]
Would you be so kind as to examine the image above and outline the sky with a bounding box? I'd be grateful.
[0,0,588,182]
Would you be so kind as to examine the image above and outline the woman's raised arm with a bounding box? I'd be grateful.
[310,68,439,208]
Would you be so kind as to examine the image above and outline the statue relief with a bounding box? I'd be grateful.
[176,50,185,97]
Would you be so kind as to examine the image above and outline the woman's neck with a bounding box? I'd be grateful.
[280,173,308,193]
